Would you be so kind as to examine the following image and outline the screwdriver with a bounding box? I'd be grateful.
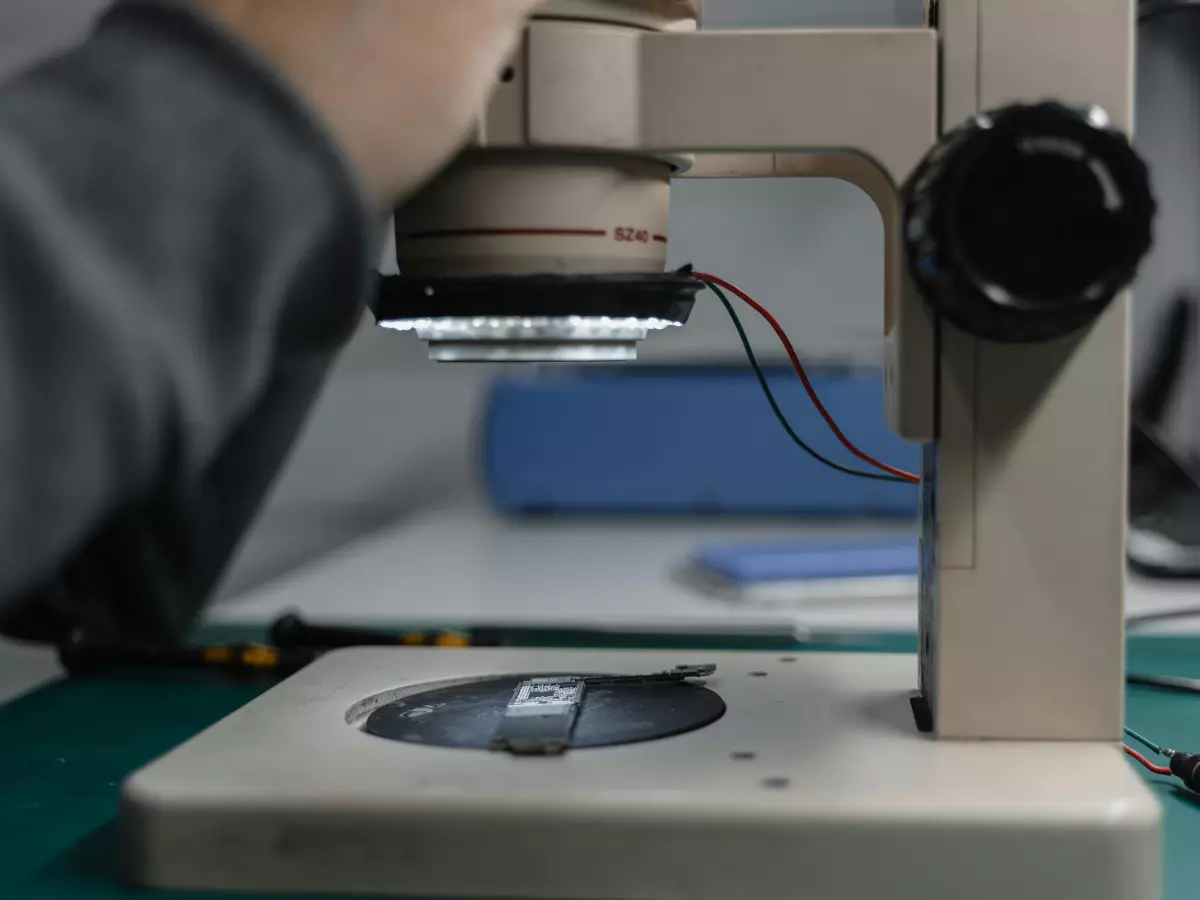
[58,633,318,678]
[268,612,800,652]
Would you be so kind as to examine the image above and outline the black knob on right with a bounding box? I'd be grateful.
[904,102,1157,343]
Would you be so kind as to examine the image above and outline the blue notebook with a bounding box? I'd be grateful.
[689,537,918,605]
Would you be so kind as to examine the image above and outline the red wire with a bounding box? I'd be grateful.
[692,272,921,484]
[1124,745,1173,776]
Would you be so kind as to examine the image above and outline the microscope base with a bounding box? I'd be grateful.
[122,649,1161,900]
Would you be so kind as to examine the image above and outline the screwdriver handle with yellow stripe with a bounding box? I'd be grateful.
[269,613,487,651]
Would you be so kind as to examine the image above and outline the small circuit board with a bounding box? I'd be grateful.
[490,665,718,756]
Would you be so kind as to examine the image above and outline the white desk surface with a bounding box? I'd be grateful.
[211,501,1200,637]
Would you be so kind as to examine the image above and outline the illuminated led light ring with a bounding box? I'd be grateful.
[373,271,701,326]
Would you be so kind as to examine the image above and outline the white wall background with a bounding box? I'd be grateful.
[0,0,1196,600]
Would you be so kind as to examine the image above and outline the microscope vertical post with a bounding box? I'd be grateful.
[923,0,1135,739]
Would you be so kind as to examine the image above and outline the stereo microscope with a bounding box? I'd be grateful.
[121,2,1164,898]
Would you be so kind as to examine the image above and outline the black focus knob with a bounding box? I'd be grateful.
[904,102,1156,343]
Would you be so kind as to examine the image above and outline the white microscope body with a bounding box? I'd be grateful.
[121,3,1164,898]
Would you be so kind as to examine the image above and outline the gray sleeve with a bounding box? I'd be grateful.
[0,0,376,643]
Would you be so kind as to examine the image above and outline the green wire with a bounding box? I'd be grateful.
[1124,726,1164,756]
[701,280,911,485]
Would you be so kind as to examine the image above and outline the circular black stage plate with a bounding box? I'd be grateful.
[363,675,726,750]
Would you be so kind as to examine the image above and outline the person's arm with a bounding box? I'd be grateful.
[0,0,542,644]
[0,1,374,642]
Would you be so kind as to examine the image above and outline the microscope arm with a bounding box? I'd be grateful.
[488,23,940,440]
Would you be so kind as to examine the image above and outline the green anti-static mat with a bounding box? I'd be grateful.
[3,629,1199,899]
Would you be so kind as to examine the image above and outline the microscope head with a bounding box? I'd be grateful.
[377,0,702,362]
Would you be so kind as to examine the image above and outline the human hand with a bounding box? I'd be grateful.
[188,0,544,208]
